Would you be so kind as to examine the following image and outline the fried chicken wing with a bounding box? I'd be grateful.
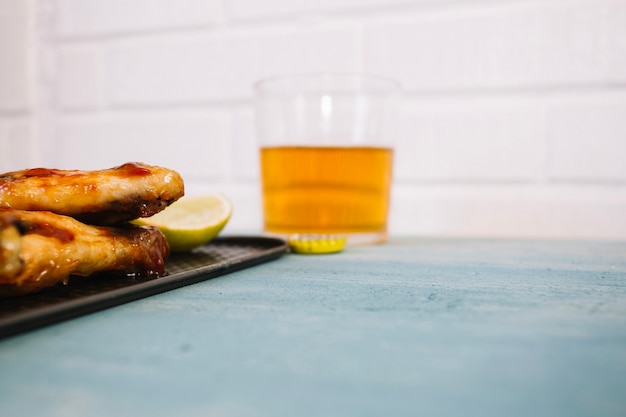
[0,209,170,297]
[0,162,184,225]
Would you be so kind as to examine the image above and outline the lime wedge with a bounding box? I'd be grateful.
[134,194,232,252]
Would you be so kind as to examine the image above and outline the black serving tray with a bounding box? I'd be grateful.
[0,236,288,339]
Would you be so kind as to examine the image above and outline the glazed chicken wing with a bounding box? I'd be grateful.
[0,162,184,225]
[0,209,170,297]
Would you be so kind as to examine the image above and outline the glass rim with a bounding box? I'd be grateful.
[254,72,402,96]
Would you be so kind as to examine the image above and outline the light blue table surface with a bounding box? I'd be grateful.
[1,238,625,417]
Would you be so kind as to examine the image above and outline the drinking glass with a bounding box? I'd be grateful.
[255,73,401,245]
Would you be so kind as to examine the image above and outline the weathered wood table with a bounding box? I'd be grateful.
[1,238,625,417]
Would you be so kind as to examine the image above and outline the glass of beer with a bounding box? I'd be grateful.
[254,73,401,245]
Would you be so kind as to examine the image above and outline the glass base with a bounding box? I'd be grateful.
[264,230,388,247]
[344,231,388,246]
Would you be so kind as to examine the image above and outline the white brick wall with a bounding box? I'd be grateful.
[0,0,37,171]
[0,116,37,172]
[47,110,232,179]
[0,0,35,113]
[103,26,358,105]
[1,0,625,240]
[55,0,223,37]
[363,1,626,90]
[546,91,626,181]
[396,95,546,181]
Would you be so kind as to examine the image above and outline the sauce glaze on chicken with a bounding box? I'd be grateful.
[0,162,184,225]
[0,162,184,296]
[0,209,170,297]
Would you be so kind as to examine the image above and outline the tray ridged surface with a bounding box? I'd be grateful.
[0,236,288,339]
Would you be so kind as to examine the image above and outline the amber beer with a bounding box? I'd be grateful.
[261,145,393,241]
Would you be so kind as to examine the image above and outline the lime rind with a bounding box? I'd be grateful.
[134,194,232,252]
[159,215,230,252]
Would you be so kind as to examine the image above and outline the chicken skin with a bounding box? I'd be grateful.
[0,162,184,225]
[0,209,170,297]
